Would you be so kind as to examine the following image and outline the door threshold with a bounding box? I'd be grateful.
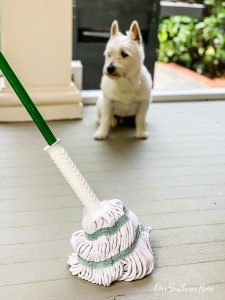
[82,88,225,105]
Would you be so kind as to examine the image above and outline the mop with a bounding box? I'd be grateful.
[0,51,154,286]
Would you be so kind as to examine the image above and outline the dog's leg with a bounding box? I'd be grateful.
[96,94,103,124]
[135,100,149,139]
[94,99,112,140]
[111,116,118,128]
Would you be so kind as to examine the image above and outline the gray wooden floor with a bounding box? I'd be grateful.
[1,102,225,300]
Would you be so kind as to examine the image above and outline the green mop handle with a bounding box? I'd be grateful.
[0,51,57,146]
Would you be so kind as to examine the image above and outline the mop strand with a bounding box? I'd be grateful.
[0,51,154,287]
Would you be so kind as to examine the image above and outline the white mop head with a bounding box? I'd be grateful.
[68,199,154,286]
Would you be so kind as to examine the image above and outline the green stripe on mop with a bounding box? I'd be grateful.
[78,224,143,269]
[84,207,129,241]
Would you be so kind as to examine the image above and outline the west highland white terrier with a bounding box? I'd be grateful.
[94,20,152,140]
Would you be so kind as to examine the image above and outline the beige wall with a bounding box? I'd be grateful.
[1,0,72,87]
[0,0,83,121]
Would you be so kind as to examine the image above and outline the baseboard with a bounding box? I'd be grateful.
[0,102,83,122]
[0,82,83,121]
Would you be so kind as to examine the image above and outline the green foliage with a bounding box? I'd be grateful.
[157,0,225,78]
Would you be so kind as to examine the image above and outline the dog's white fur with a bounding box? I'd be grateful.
[94,20,152,140]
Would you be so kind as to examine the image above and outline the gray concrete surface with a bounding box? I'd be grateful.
[1,102,225,299]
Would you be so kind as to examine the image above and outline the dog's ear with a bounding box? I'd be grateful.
[111,20,119,37]
[129,21,142,44]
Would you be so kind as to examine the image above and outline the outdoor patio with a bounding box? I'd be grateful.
[154,62,225,90]
[1,101,225,300]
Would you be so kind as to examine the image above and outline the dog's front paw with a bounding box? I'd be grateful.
[94,130,109,140]
[136,131,149,139]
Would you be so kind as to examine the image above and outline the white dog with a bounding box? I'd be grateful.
[94,20,152,140]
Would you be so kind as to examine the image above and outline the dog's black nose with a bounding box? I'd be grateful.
[107,64,115,74]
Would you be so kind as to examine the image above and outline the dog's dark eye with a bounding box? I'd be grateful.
[121,51,129,58]
[107,53,111,58]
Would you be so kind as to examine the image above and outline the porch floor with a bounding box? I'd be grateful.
[1,102,225,300]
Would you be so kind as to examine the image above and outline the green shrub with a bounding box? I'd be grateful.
[157,0,225,78]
